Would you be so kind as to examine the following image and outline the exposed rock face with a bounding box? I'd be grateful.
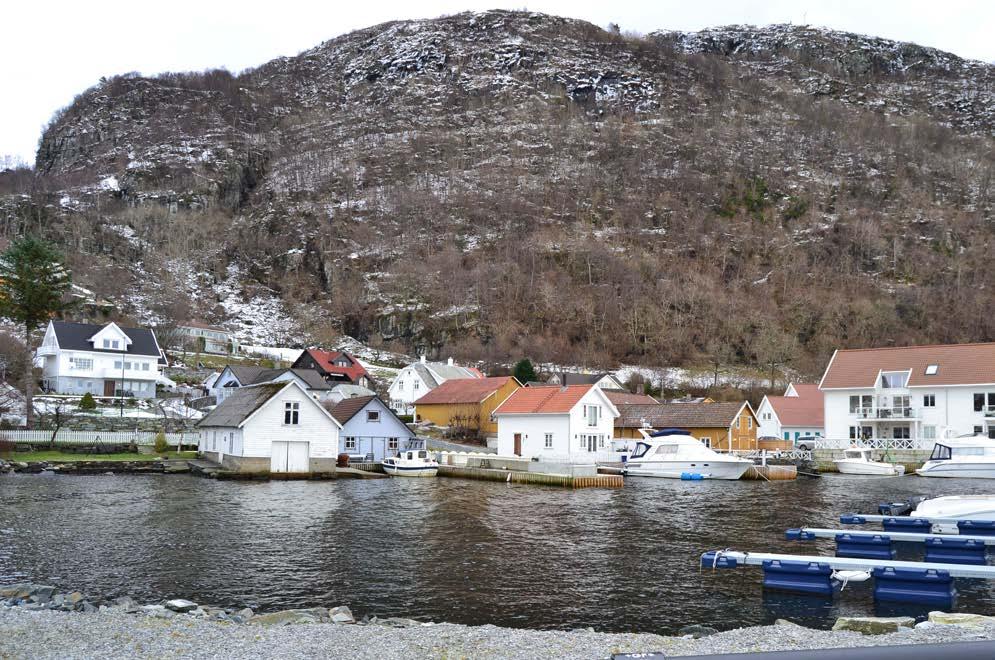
[832,616,915,635]
[3,10,994,365]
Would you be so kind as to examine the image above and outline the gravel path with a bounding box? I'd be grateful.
[3,608,995,659]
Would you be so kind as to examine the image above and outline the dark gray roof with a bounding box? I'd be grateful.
[549,372,614,386]
[221,366,331,390]
[51,320,160,357]
[327,395,377,425]
[412,363,439,388]
[197,382,286,428]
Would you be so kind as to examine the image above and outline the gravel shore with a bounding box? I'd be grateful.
[3,607,995,659]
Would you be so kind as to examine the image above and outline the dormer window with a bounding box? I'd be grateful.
[880,372,909,389]
[925,365,938,375]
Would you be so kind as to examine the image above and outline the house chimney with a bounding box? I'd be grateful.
[447,357,454,366]
[420,355,426,364]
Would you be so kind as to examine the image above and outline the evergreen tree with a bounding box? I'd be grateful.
[513,358,537,384]
[78,392,97,411]
[0,237,72,428]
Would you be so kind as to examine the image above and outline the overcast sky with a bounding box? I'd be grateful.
[3,0,993,165]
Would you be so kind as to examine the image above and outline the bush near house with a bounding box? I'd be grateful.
[78,392,97,410]
[153,431,169,453]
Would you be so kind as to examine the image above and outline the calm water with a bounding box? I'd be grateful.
[2,472,995,633]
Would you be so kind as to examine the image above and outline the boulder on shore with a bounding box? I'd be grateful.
[832,616,915,635]
[928,611,995,627]
[330,605,355,624]
[247,608,330,626]
[164,599,198,613]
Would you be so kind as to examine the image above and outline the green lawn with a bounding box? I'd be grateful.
[5,450,199,463]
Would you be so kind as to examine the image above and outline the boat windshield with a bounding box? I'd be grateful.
[930,444,951,461]
[418,450,427,458]
[654,444,680,455]
[631,442,651,459]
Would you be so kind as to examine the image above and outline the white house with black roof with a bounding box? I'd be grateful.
[36,320,164,399]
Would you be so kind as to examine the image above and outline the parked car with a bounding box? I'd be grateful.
[795,436,818,451]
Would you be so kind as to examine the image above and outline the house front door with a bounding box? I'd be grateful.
[513,433,522,456]
[103,380,115,396]
[586,435,597,452]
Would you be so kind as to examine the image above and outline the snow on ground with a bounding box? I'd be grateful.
[243,345,304,363]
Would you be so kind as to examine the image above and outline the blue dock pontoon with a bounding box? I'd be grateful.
[700,549,995,606]
[785,527,995,564]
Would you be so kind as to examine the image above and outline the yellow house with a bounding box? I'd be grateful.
[614,401,759,451]
[413,376,521,437]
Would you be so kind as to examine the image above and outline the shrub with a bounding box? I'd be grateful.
[397,414,414,424]
[153,431,169,454]
[78,392,97,411]
[0,435,13,458]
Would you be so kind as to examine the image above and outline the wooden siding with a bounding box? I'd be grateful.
[615,405,759,451]
[416,379,520,436]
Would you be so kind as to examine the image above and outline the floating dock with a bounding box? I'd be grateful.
[786,527,995,564]
[437,465,623,489]
[742,465,797,481]
[701,548,995,606]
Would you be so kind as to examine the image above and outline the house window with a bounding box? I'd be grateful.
[284,402,300,425]
[975,394,986,412]
[142,363,150,371]
[598,435,605,448]
[114,361,122,369]
[367,410,380,423]
[893,427,910,440]
[578,435,586,448]
[923,394,936,408]
[747,417,753,430]
[345,437,357,450]
[700,437,711,448]
[72,358,93,370]
[923,425,936,440]
[413,382,419,391]
[102,339,110,348]
[544,433,553,448]
[880,372,909,388]
[849,395,859,413]
[585,405,598,426]
[925,365,938,375]
[388,437,399,450]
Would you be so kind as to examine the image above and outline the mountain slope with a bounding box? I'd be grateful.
[3,11,994,375]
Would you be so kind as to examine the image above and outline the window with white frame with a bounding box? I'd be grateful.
[544,433,553,448]
[142,363,150,371]
[345,437,357,450]
[578,434,586,448]
[925,364,938,375]
[923,425,936,440]
[585,405,599,426]
[71,358,93,370]
[413,381,419,390]
[367,410,380,422]
[747,417,752,430]
[388,437,399,450]
[923,394,935,407]
[880,372,909,388]
[284,401,300,425]
[598,435,605,448]
[700,436,711,448]
[114,361,122,369]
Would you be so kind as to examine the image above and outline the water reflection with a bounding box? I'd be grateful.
[2,472,995,633]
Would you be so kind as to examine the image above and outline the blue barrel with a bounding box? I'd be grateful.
[835,533,895,560]
[873,567,956,606]
[681,472,704,481]
[762,559,836,596]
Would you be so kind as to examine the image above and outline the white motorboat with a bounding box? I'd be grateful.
[916,436,995,479]
[621,429,753,480]
[833,448,905,476]
[910,495,995,521]
[382,438,439,477]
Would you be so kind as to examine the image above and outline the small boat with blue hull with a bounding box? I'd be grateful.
[621,429,752,480]
[382,438,439,477]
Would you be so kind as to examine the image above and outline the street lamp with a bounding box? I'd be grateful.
[119,345,126,417]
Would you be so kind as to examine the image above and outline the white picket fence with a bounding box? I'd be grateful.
[0,430,192,448]
[813,437,932,450]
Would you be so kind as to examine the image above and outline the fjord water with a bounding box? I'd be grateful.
[2,473,995,633]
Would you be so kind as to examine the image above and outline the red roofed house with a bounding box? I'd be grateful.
[819,342,995,444]
[757,383,825,443]
[292,349,373,389]
[493,384,619,461]
[413,376,521,437]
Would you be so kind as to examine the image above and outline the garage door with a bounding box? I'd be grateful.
[271,441,310,473]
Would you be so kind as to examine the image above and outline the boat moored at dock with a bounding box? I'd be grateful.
[622,429,752,480]
[916,436,995,479]
[834,448,905,476]
[382,438,439,477]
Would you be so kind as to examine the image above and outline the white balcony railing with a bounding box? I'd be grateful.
[853,406,918,420]
[814,437,932,450]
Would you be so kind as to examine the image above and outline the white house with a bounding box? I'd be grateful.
[546,372,626,390]
[211,366,334,404]
[387,356,482,415]
[175,321,239,355]
[757,383,825,441]
[819,343,995,444]
[196,380,342,473]
[493,384,619,462]
[36,320,164,399]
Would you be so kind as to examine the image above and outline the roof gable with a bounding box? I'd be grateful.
[296,349,370,383]
[819,343,995,389]
[199,381,342,429]
[765,383,824,427]
[50,320,161,357]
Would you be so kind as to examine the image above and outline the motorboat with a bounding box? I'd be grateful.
[833,448,905,476]
[382,438,439,477]
[910,495,995,521]
[916,435,995,479]
[621,429,753,480]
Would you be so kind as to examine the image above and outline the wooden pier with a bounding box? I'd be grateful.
[437,465,623,489]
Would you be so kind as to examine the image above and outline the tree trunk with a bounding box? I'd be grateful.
[24,323,34,430]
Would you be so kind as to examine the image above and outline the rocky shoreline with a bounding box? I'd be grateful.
[3,584,995,658]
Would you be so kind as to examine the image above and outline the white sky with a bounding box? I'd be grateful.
[3,0,993,165]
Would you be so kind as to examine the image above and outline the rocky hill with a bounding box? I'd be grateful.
[2,11,993,376]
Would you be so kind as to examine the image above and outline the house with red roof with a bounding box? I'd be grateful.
[291,349,373,389]
[492,384,619,461]
[819,342,995,444]
[757,383,825,444]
